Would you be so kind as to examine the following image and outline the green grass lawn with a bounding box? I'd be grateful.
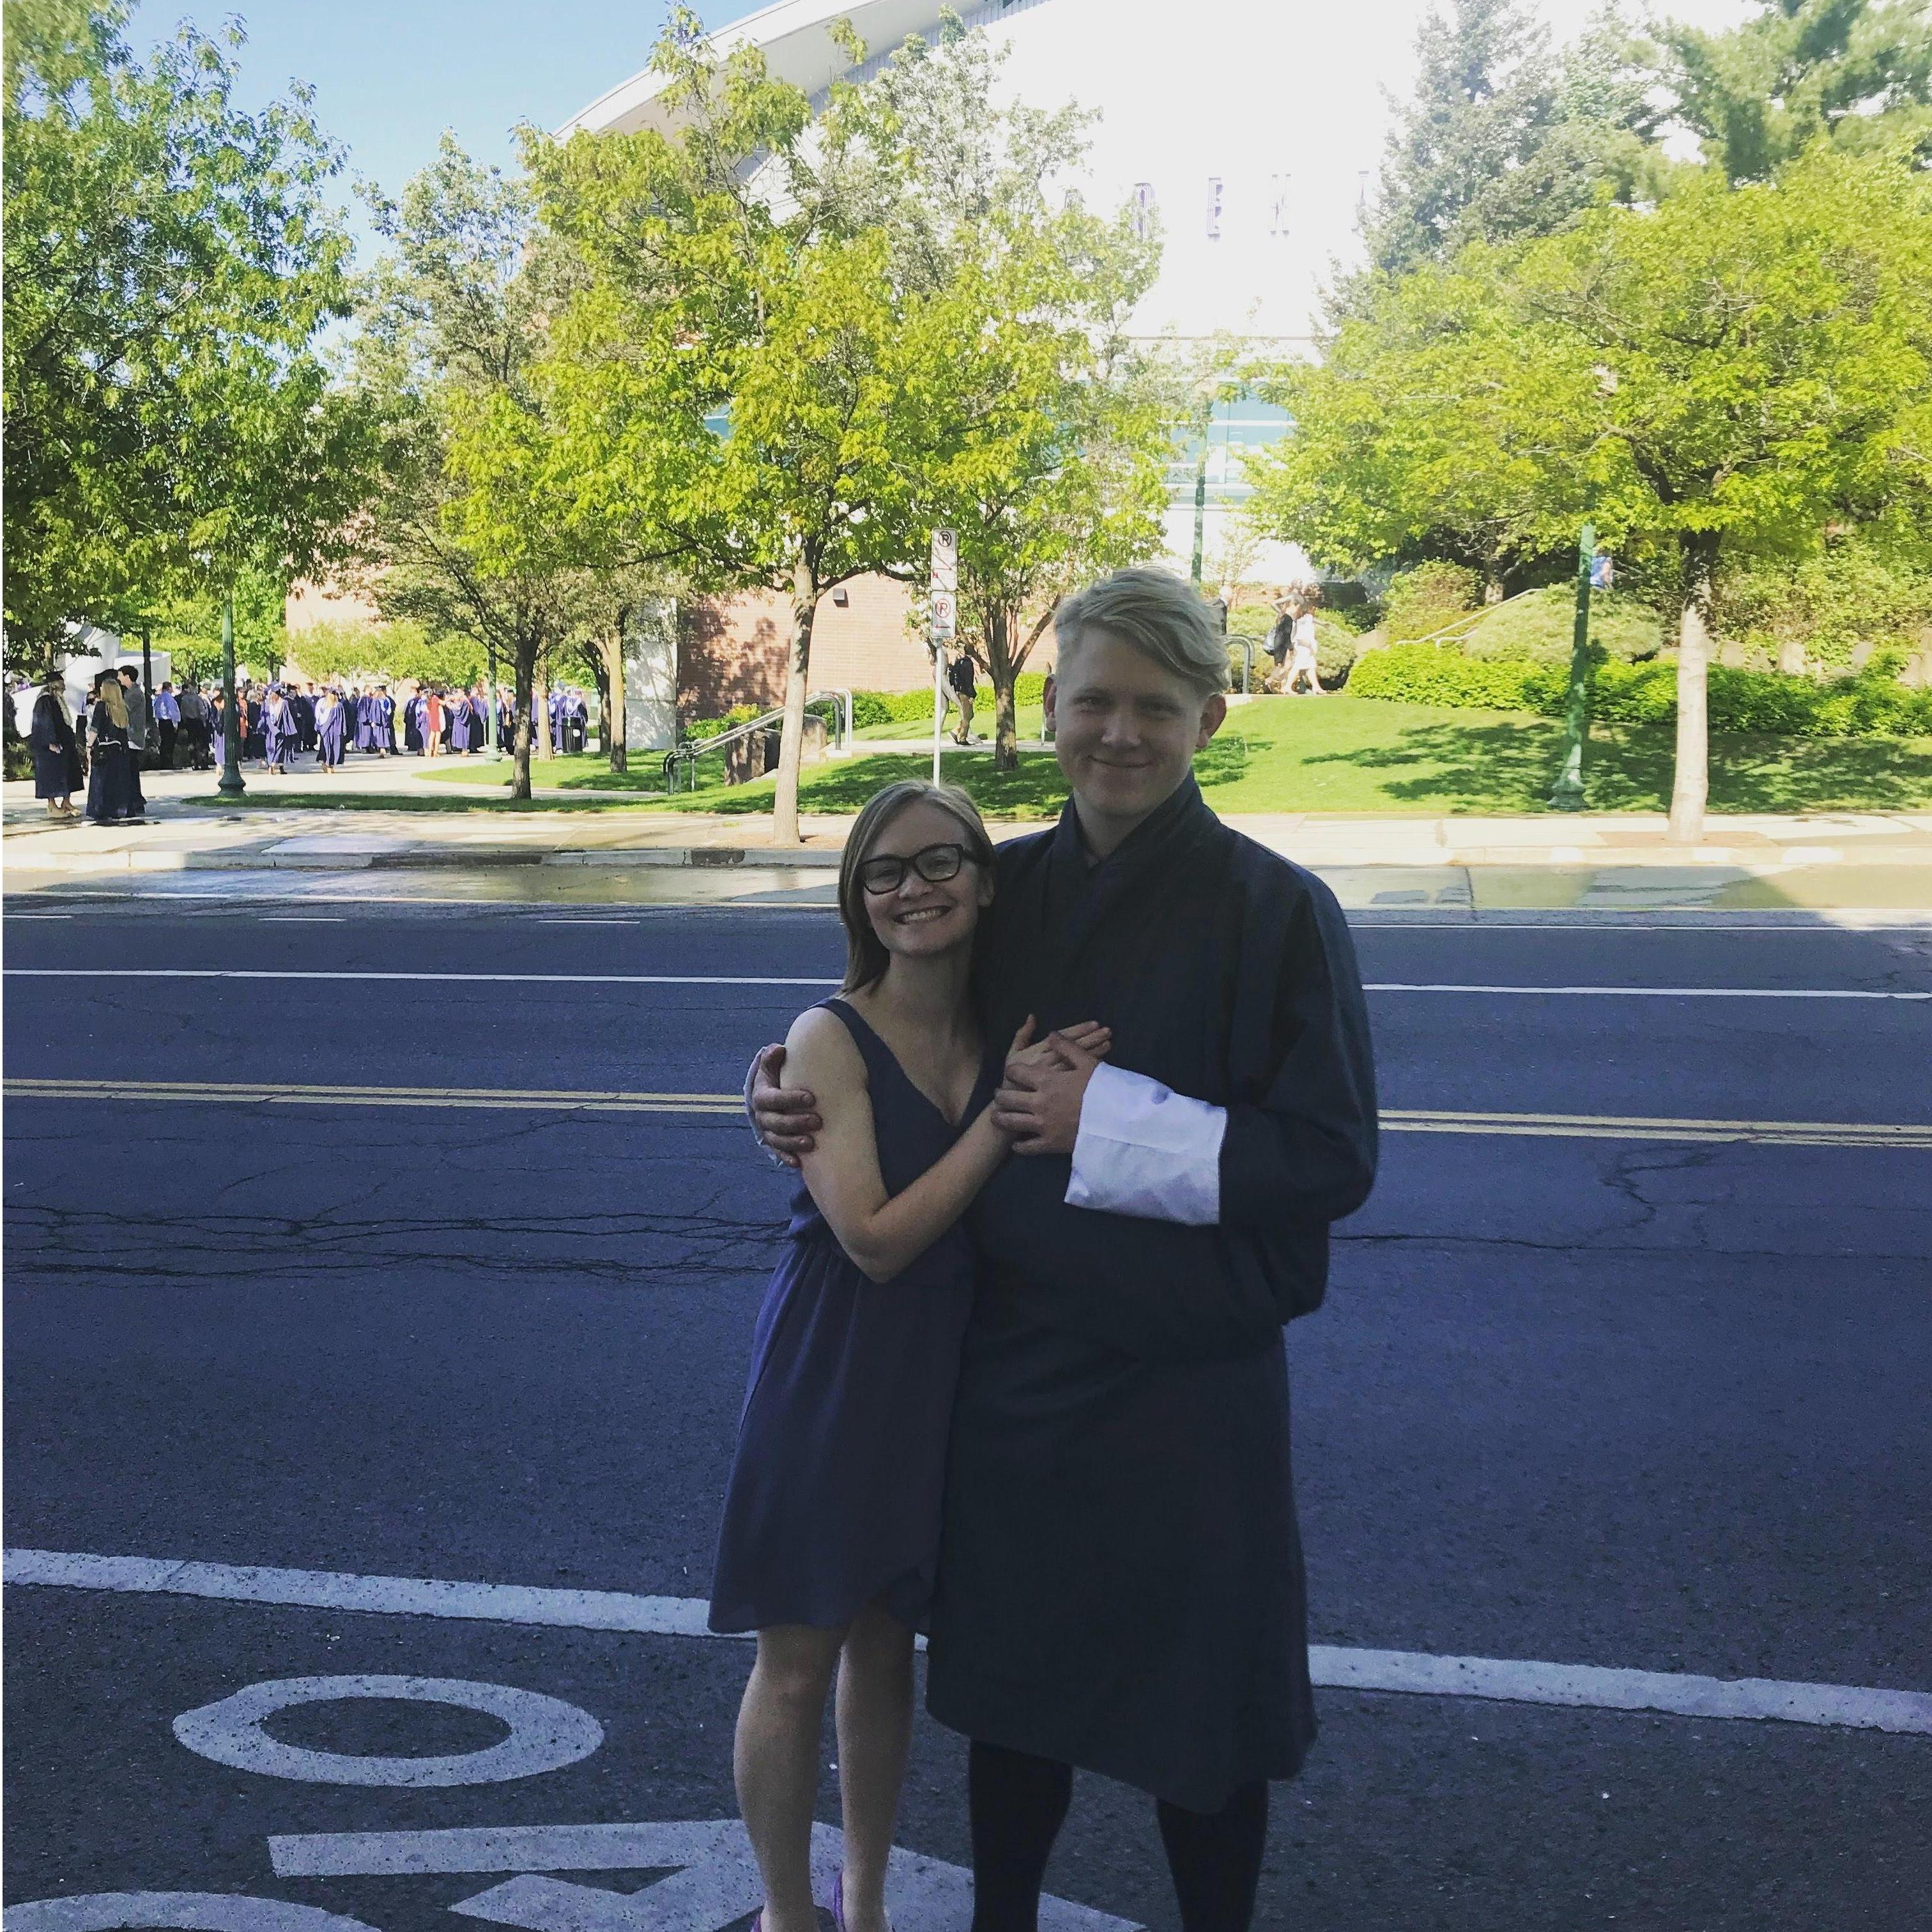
[203,698,1932,816]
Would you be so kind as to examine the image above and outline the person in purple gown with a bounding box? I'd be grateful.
[315,687,346,772]
[711,779,1110,1932]
[263,687,296,772]
[371,685,395,755]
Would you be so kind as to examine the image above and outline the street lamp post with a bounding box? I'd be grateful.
[1549,522,1594,813]
[217,590,245,797]
[1190,449,1208,587]
[485,645,502,764]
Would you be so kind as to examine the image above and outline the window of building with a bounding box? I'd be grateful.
[1205,176,1223,240]
[1132,181,1157,241]
[1269,174,1289,236]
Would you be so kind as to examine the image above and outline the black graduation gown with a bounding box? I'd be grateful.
[924,778,1378,1811]
[28,693,82,798]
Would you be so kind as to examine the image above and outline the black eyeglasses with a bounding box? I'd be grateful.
[858,841,972,895]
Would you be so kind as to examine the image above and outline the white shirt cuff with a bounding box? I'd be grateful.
[1066,1062,1225,1225]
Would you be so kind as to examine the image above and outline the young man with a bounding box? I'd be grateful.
[151,680,181,770]
[116,666,150,817]
[751,567,1378,1930]
[947,650,977,745]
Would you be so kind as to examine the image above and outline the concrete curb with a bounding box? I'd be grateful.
[3,845,849,877]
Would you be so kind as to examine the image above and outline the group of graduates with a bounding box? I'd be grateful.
[20,664,188,823]
[18,664,601,820]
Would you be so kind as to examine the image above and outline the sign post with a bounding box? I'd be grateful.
[930,528,957,786]
[1549,522,1595,812]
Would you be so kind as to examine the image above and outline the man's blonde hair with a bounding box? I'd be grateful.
[1054,568,1228,699]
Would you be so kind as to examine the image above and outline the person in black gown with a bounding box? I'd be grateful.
[27,675,82,816]
[751,568,1378,1932]
[83,671,135,823]
[716,780,1110,1932]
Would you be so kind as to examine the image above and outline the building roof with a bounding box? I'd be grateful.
[557,0,968,138]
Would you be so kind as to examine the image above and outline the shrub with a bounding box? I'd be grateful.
[1383,563,1482,643]
[1349,645,1565,711]
[1351,643,1932,735]
[1714,544,1932,674]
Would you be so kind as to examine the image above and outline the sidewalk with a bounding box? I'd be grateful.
[8,762,1932,912]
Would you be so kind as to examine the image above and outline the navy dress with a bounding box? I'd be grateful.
[710,999,985,1634]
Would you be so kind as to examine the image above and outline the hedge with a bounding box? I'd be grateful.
[688,675,1051,739]
[1349,644,1932,737]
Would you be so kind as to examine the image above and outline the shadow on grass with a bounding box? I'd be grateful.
[682,752,1069,819]
[1303,717,1932,814]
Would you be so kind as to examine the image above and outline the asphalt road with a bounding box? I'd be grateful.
[5,901,1930,1932]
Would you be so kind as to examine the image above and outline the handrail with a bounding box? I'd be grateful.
[660,690,852,792]
[1410,587,1538,648]
[1229,638,1257,694]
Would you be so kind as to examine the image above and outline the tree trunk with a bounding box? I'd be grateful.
[512,641,537,802]
[602,615,628,774]
[1483,549,1507,604]
[1667,536,1718,845]
[771,563,818,846]
[989,608,1019,774]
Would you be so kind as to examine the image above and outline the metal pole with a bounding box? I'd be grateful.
[217,591,245,795]
[485,645,502,763]
[932,646,945,786]
[1549,522,1594,812]
[1191,451,1208,587]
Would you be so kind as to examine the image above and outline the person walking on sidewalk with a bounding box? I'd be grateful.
[946,651,977,746]
[1284,593,1324,697]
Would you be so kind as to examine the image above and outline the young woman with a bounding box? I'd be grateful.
[84,672,134,824]
[27,674,82,816]
[1284,594,1324,697]
[710,780,1108,1932]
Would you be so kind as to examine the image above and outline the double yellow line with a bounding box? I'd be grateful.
[7,1080,1928,1149]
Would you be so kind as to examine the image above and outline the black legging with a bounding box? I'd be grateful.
[968,1740,1269,1932]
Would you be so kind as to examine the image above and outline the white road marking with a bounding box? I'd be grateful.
[172,1675,603,1786]
[6,966,1927,998]
[4,969,832,986]
[258,917,345,924]
[10,1547,1927,1736]
[275,1823,1128,1932]
[1364,982,1931,999]
[1,1896,380,1932]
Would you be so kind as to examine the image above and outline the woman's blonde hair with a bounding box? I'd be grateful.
[837,780,995,993]
[96,678,128,730]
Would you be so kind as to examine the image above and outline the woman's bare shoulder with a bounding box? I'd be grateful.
[783,1002,866,1088]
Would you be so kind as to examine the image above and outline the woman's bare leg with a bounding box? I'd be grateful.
[735,1623,845,1932]
[834,1601,917,1931]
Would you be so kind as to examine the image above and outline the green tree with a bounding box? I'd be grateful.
[3,0,371,666]
[1245,257,1577,597]
[526,11,989,843]
[355,138,611,799]
[1361,0,1664,279]
[1508,150,1928,836]
[815,20,1167,770]
[1657,0,1932,182]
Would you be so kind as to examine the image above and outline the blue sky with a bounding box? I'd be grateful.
[125,2,746,257]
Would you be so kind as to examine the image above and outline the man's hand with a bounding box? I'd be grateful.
[750,1042,822,1169]
[992,1030,1103,1155]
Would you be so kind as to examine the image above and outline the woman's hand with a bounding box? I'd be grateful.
[1004,1015,1112,1082]
[993,1025,1106,1156]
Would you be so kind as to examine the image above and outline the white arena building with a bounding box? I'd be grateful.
[558,0,1426,583]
